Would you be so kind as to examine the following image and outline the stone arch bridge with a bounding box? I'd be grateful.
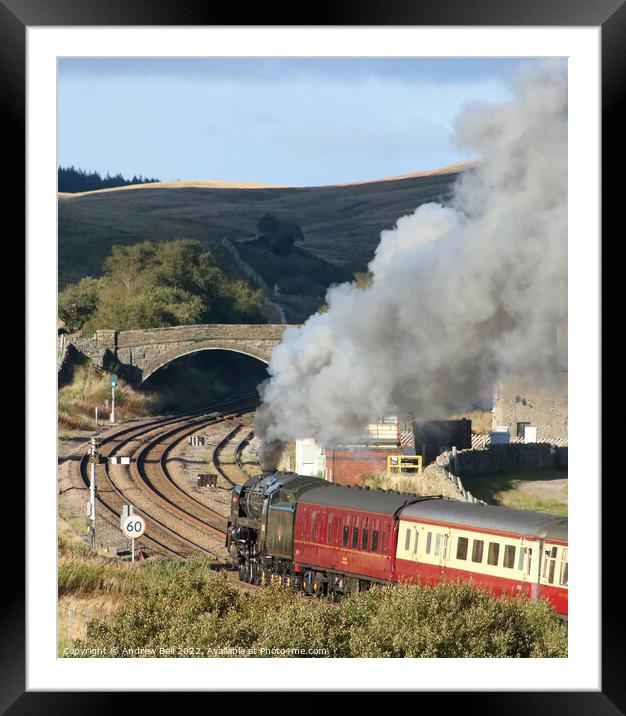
[65,324,296,385]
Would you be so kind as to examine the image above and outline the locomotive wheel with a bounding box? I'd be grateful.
[312,572,325,597]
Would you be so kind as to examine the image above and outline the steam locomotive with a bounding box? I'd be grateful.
[226,472,568,616]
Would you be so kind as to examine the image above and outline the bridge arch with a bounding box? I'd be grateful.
[140,341,270,384]
[71,324,295,386]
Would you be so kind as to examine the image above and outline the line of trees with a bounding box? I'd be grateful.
[58,165,160,193]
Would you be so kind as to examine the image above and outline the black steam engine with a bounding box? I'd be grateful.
[226,471,325,585]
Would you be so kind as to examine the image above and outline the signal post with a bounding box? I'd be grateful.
[87,436,99,551]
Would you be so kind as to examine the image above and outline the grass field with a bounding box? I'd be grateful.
[461,467,568,515]
[58,164,466,288]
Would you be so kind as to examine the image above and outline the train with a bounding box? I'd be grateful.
[226,472,568,616]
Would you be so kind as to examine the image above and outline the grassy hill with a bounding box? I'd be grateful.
[59,163,470,292]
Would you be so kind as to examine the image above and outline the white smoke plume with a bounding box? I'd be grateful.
[256,62,567,464]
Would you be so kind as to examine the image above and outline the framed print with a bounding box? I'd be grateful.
[9,0,624,709]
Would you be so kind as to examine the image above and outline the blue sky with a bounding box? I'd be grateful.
[58,58,537,186]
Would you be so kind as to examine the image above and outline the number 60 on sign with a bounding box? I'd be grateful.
[122,514,146,539]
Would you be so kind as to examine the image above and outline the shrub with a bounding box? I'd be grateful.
[68,559,567,658]
[339,582,566,658]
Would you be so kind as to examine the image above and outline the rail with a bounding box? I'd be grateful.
[77,394,260,560]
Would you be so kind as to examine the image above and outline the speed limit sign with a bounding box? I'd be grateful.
[122,514,146,539]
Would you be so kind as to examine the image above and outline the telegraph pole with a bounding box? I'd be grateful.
[88,436,99,551]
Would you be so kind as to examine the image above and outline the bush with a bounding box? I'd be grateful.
[340,582,566,658]
[68,558,567,658]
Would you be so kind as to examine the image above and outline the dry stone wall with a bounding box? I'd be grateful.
[419,442,567,504]
[435,442,568,478]
[408,465,468,501]
[222,237,287,324]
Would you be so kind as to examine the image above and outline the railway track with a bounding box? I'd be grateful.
[78,394,260,560]
[212,422,258,486]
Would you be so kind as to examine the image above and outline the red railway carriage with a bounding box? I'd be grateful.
[395,500,568,616]
[293,486,414,585]
[227,472,568,615]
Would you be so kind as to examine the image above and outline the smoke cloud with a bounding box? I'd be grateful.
[256,62,567,463]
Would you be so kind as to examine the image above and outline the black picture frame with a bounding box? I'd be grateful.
[8,0,625,710]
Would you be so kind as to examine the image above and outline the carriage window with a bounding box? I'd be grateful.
[380,530,385,554]
[487,542,500,566]
[471,539,484,563]
[342,524,349,547]
[559,548,568,586]
[517,547,526,571]
[404,528,411,551]
[456,537,468,560]
[413,530,419,555]
[310,511,317,540]
[362,528,369,551]
[546,546,558,584]
[327,515,333,544]
[434,533,442,556]
[372,530,379,552]
[503,545,516,569]
[425,532,433,554]
[352,527,359,549]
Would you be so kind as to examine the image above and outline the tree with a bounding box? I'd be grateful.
[63,238,266,334]
[257,214,280,235]
[256,214,304,255]
[84,285,205,334]
[58,277,100,332]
